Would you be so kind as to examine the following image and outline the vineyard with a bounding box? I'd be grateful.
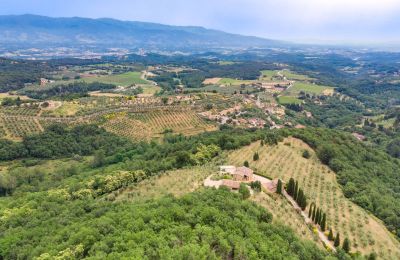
[0,116,42,139]
[102,109,217,140]
[227,137,400,259]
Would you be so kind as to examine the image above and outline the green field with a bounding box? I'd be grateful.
[260,70,280,81]
[281,70,314,81]
[217,78,255,85]
[82,71,149,86]
[278,96,303,104]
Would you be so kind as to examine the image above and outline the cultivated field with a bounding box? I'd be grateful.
[102,110,217,140]
[285,82,335,96]
[227,138,400,259]
[77,71,150,86]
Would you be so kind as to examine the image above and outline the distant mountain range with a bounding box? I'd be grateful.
[0,14,284,50]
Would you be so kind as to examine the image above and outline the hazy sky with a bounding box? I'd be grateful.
[1,0,400,44]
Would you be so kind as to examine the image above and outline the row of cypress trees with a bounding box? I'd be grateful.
[286,178,307,210]
[280,178,352,253]
[308,202,327,231]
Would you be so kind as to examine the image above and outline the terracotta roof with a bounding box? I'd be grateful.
[235,166,254,177]
[222,179,241,189]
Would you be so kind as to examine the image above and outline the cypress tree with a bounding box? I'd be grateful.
[296,189,303,205]
[302,195,307,210]
[321,213,326,231]
[287,178,294,196]
[328,228,334,241]
[312,206,316,222]
[342,238,350,253]
[253,152,259,161]
[308,203,314,218]
[277,179,282,194]
[334,233,340,247]
[244,160,249,167]
[293,181,299,200]
[260,140,264,146]
[315,208,321,224]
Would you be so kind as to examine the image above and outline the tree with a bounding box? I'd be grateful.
[286,178,295,196]
[302,150,311,159]
[250,181,261,192]
[260,140,264,146]
[161,97,169,105]
[315,208,320,224]
[253,152,259,161]
[368,252,377,260]
[320,213,326,231]
[334,233,340,247]
[328,229,334,241]
[239,183,250,199]
[243,160,249,167]
[293,181,299,200]
[308,203,314,218]
[91,149,106,168]
[276,179,282,194]
[342,238,350,253]
[312,206,316,222]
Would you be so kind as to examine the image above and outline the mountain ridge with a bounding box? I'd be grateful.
[0,14,284,50]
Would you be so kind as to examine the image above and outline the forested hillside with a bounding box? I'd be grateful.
[0,188,330,259]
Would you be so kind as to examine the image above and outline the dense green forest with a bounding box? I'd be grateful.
[0,188,333,259]
[0,58,45,92]
[0,124,129,161]
[21,82,116,99]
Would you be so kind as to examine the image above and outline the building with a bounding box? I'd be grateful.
[221,179,241,190]
[219,165,254,182]
[234,166,254,181]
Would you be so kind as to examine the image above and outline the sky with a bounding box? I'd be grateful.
[1,0,400,45]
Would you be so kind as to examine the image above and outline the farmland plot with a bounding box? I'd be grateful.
[227,137,400,259]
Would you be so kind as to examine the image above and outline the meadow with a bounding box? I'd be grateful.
[277,96,303,104]
[286,82,335,96]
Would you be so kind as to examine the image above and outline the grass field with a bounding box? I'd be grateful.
[81,71,149,86]
[115,166,214,202]
[217,78,255,85]
[260,70,280,82]
[281,70,313,81]
[285,82,335,96]
[227,138,400,259]
[102,110,217,140]
[278,96,303,104]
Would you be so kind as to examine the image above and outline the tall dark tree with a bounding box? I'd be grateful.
[334,233,340,247]
[293,181,299,200]
[244,160,249,167]
[315,208,321,225]
[342,238,350,253]
[320,213,326,231]
[312,206,316,222]
[253,152,259,161]
[308,203,314,218]
[287,178,295,196]
[328,228,334,241]
[277,179,282,194]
